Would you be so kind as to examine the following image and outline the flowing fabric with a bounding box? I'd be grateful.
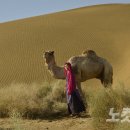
[64,63,76,95]
[64,63,86,115]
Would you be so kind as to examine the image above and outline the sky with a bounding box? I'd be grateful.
[0,0,130,23]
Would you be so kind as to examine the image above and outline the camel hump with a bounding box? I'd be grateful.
[82,49,97,57]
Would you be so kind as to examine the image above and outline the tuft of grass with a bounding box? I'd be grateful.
[36,82,52,99]
[10,109,25,130]
[0,80,130,130]
[85,83,130,130]
[0,81,67,119]
[51,81,66,102]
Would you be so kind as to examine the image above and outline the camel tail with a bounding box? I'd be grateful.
[102,61,113,87]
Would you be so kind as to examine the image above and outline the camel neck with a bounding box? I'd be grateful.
[47,62,65,79]
[47,61,57,70]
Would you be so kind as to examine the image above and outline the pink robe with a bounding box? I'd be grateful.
[64,63,86,115]
[64,63,76,95]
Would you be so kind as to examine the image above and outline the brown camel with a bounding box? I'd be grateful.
[43,50,113,95]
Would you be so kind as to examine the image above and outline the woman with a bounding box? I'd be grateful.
[64,62,85,116]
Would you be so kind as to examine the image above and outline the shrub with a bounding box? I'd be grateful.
[0,81,67,119]
[86,83,130,130]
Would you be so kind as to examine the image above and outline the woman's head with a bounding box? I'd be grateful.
[64,62,71,70]
[64,63,72,76]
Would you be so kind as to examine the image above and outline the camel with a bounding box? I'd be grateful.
[43,50,113,95]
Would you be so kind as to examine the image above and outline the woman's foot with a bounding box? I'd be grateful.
[71,113,81,118]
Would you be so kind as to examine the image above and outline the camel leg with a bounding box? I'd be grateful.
[76,81,83,97]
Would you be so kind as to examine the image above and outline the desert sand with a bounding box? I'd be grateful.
[0,4,130,130]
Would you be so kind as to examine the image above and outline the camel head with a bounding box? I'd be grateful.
[43,51,55,66]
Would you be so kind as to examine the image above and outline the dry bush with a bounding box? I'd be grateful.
[0,81,67,119]
[0,79,130,130]
[84,83,130,130]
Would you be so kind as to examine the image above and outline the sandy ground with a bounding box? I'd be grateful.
[0,116,93,130]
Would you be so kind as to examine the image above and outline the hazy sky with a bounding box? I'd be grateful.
[0,0,130,23]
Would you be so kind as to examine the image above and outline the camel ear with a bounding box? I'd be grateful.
[43,51,47,56]
[50,51,54,55]
[82,50,88,55]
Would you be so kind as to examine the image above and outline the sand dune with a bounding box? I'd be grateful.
[0,4,130,86]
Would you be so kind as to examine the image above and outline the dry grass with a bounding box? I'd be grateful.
[0,81,129,130]
[0,81,66,119]
[114,123,130,130]
[10,110,24,130]
[84,83,130,130]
